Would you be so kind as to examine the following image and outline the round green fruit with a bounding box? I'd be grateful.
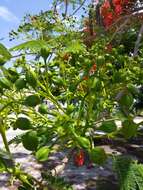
[90,147,107,165]
[38,104,48,114]
[22,131,38,151]
[96,55,105,65]
[24,94,40,107]
[15,78,26,90]
[15,117,32,130]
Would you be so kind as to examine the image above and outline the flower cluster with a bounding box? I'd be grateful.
[74,149,85,166]
[101,0,129,28]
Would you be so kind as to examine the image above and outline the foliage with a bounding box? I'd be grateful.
[0,0,143,189]
[114,156,143,190]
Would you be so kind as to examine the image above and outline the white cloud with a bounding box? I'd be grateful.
[0,6,19,22]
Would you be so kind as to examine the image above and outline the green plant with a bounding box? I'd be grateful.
[114,156,143,190]
[0,0,143,189]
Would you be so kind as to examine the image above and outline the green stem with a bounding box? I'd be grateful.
[0,126,10,153]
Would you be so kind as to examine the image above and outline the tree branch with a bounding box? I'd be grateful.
[64,0,68,18]
[133,24,143,57]
[70,0,87,17]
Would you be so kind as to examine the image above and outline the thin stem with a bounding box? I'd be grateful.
[70,0,87,17]
[0,128,11,153]
[133,24,143,57]
[64,0,68,18]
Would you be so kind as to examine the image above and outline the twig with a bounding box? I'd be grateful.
[11,52,35,58]
[133,24,143,57]
[70,0,87,17]
[108,16,130,43]
[64,0,68,18]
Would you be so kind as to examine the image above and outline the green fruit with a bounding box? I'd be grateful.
[90,147,107,165]
[22,131,38,151]
[24,95,40,107]
[119,93,134,108]
[15,117,32,130]
[76,136,90,149]
[40,48,50,61]
[96,55,105,65]
[15,78,26,90]
[38,104,48,114]
[66,104,74,114]
[99,121,117,133]
[26,69,37,88]
[36,146,50,161]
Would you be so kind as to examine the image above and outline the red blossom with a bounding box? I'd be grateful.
[113,0,121,5]
[101,1,111,17]
[74,150,85,166]
[106,43,113,52]
[83,76,89,81]
[115,4,123,15]
[103,12,114,28]
[89,63,97,75]
[101,0,129,28]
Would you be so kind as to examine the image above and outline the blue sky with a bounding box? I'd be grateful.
[0,0,53,47]
[0,0,90,47]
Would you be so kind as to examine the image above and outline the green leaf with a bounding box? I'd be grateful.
[121,119,138,139]
[0,149,14,171]
[99,121,117,133]
[36,146,50,162]
[0,43,12,65]
[10,40,48,52]
[90,147,107,165]
[66,40,86,53]
[118,92,134,109]
[114,156,143,190]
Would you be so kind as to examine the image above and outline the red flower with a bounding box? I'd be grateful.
[74,150,85,166]
[103,12,114,28]
[101,0,111,17]
[83,76,88,81]
[63,53,70,61]
[106,43,112,52]
[115,4,123,15]
[89,63,97,75]
[113,0,121,5]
